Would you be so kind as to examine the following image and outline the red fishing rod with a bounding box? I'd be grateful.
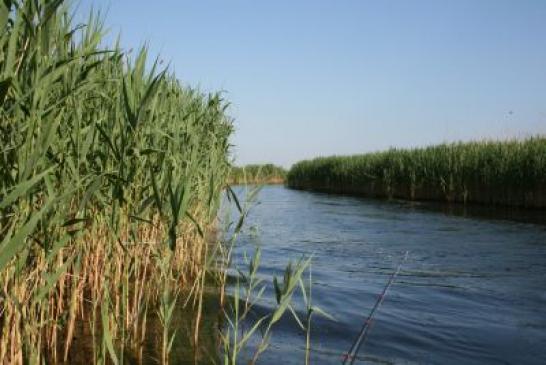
[342,251,409,364]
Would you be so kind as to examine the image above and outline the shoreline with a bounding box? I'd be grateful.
[287,182,546,209]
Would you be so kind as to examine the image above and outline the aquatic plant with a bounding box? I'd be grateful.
[287,137,546,207]
[222,247,331,365]
[0,0,232,363]
[219,186,333,364]
[229,164,286,185]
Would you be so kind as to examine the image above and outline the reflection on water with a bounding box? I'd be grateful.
[399,199,546,226]
[230,185,546,365]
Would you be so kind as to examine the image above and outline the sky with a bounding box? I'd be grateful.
[78,0,546,167]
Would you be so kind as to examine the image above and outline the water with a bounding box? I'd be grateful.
[228,185,546,365]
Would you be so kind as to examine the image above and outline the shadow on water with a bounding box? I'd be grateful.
[396,199,546,226]
[306,188,546,226]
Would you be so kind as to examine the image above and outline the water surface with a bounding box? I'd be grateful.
[230,185,546,364]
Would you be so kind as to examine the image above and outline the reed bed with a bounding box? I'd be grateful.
[0,1,233,363]
[228,164,286,185]
[287,137,546,208]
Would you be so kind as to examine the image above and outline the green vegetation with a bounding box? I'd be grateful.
[287,137,546,208]
[0,1,233,363]
[229,164,286,185]
[217,186,333,364]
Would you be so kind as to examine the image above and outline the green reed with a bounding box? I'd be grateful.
[287,137,546,206]
[229,164,286,185]
[1,1,233,363]
[218,185,333,364]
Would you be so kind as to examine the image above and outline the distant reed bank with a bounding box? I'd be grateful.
[287,137,546,208]
[229,164,286,185]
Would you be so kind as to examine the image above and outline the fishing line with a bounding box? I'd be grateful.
[342,250,409,364]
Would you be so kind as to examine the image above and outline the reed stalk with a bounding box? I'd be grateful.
[0,1,233,363]
[287,137,546,207]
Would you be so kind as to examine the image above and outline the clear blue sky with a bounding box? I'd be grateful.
[78,0,546,167]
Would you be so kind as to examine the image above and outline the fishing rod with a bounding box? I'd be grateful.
[342,251,409,365]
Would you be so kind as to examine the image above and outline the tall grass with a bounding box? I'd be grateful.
[219,186,333,364]
[228,164,286,185]
[0,1,233,363]
[287,137,546,207]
